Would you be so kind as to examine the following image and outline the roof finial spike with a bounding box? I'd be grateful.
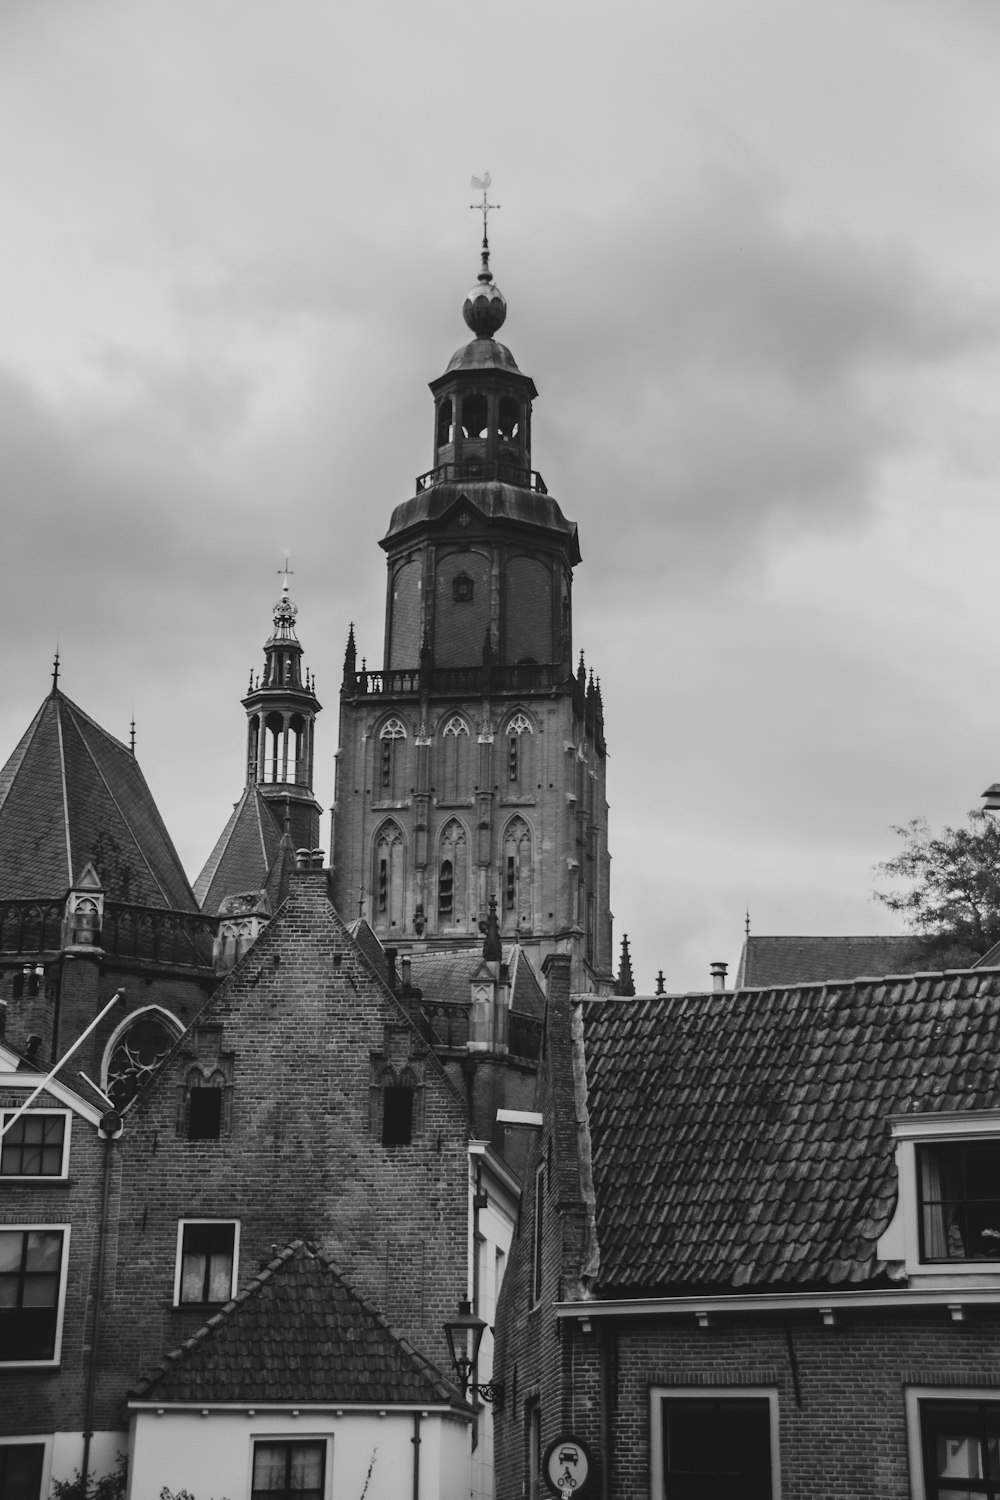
[51,645,60,696]
[470,172,499,282]
[745,908,751,938]
[278,549,293,596]
[129,712,136,756]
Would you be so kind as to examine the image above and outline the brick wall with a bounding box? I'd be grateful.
[89,870,472,1430]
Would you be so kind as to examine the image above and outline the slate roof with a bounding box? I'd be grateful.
[734,934,925,988]
[194,785,285,913]
[580,967,1000,1295]
[0,690,198,910]
[129,1240,464,1408]
[407,943,546,1016]
[341,929,546,1018]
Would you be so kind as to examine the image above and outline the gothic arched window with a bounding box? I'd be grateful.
[104,1007,183,1110]
[440,715,470,802]
[378,717,408,801]
[438,819,468,927]
[373,821,405,932]
[505,711,534,791]
[502,816,533,930]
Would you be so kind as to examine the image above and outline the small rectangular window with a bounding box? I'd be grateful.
[382,1086,414,1146]
[661,1397,773,1499]
[1,1113,68,1178]
[251,1441,326,1500]
[0,1228,67,1364]
[920,1399,1000,1500]
[919,1142,1000,1261]
[187,1089,222,1141]
[0,1443,46,1500]
[176,1221,237,1305]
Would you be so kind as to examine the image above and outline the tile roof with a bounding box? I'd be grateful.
[734,934,925,988]
[194,785,285,913]
[0,690,198,910]
[129,1240,465,1408]
[406,944,545,1016]
[580,967,1000,1295]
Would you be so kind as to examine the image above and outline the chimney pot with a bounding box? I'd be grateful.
[710,961,728,993]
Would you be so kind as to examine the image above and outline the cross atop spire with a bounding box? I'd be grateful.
[470,172,500,282]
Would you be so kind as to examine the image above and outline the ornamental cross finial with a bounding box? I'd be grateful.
[277,550,294,593]
[470,173,500,279]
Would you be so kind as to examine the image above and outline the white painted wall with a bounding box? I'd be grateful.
[128,1409,470,1500]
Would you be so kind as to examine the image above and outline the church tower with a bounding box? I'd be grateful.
[331,222,612,990]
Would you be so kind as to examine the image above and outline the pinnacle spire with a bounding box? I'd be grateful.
[483,895,501,963]
[616,934,635,997]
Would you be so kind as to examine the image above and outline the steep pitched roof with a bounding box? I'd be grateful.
[128,1240,464,1407]
[406,944,545,1015]
[734,934,925,988]
[579,967,1000,1295]
[0,690,197,910]
[194,784,286,913]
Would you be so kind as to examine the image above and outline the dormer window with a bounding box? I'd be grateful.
[453,572,474,603]
[918,1142,1000,1261]
[879,1112,1000,1275]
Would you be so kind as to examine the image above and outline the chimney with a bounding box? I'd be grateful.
[710,961,728,993]
[400,955,412,992]
[385,948,398,994]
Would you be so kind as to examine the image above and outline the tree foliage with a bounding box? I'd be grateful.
[874,810,1000,967]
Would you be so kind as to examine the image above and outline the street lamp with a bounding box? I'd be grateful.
[443,1299,503,1404]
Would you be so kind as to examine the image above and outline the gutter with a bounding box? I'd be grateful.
[555,1284,1000,1322]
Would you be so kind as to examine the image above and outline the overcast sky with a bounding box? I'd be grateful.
[3,0,1000,992]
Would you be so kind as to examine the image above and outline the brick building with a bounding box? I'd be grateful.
[495,961,1000,1500]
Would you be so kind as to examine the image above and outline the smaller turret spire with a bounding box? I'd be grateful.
[616,934,635,997]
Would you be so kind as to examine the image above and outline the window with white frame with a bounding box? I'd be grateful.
[879,1114,1000,1274]
[175,1220,238,1305]
[918,1141,1000,1261]
[0,1440,48,1500]
[650,1388,779,1500]
[1,1112,70,1178]
[251,1440,327,1500]
[0,1227,68,1364]
[907,1389,1000,1500]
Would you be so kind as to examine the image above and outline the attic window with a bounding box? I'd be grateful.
[453,572,474,603]
[918,1142,1000,1261]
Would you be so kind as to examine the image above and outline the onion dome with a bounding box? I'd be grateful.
[463,273,507,338]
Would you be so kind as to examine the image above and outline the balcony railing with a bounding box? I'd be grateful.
[349,662,564,699]
[414,461,547,494]
[417,1000,543,1062]
[102,903,217,968]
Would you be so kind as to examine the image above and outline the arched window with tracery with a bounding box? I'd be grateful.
[378,717,408,802]
[440,715,470,802]
[505,711,534,793]
[373,821,405,933]
[438,818,468,928]
[104,1007,183,1110]
[502,816,533,930]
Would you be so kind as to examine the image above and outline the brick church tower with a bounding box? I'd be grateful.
[331,223,613,991]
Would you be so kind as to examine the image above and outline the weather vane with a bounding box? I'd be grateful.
[277,551,293,590]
